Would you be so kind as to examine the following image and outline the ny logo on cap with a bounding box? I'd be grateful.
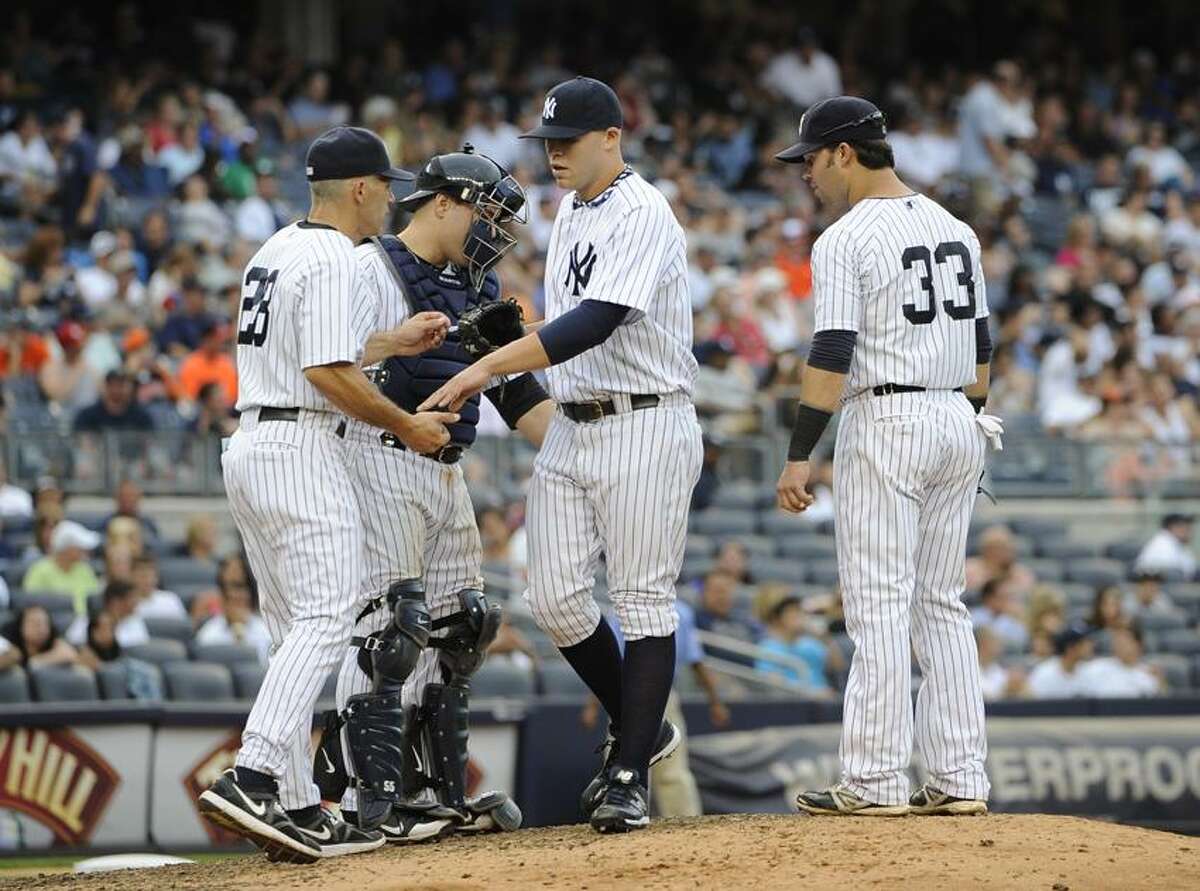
[543,96,558,120]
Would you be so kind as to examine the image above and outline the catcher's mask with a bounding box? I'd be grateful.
[398,144,527,290]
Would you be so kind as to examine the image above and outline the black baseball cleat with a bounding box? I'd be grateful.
[908,783,988,816]
[590,767,650,833]
[580,720,681,818]
[344,806,457,844]
[197,769,322,864]
[265,807,385,860]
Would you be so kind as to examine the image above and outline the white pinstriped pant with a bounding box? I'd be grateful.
[331,418,484,811]
[525,396,703,647]
[222,410,363,812]
[833,389,990,805]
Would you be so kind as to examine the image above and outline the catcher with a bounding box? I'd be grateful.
[314,146,553,843]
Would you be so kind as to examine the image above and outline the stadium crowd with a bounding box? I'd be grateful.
[0,7,1199,703]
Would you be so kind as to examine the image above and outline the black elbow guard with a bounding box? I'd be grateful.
[486,373,550,429]
[807,330,858,374]
[975,318,993,365]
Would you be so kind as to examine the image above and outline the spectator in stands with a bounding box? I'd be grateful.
[75,608,163,699]
[965,525,1036,597]
[101,540,135,587]
[131,554,188,621]
[234,162,286,244]
[191,381,238,437]
[712,540,751,585]
[758,27,841,109]
[1088,584,1131,633]
[156,276,212,357]
[971,577,1030,651]
[21,504,64,562]
[46,107,104,237]
[1026,584,1068,659]
[105,515,145,560]
[178,514,219,564]
[123,326,180,407]
[1,605,78,669]
[39,320,101,416]
[66,580,149,649]
[0,461,32,521]
[75,230,121,311]
[174,174,231,249]
[976,626,1027,701]
[693,567,761,663]
[195,558,271,664]
[73,369,154,432]
[0,110,56,212]
[1027,624,1095,698]
[1135,514,1197,580]
[1080,625,1165,697]
[288,70,348,139]
[177,320,237,408]
[0,313,51,383]
[1123,570,1182,621]
[21,520,101,615]
[105,479,161,547]
[16,225,77,311]
[157,120,205,187]
[752,584,831,694]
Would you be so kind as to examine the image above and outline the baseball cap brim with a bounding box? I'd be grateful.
[380,166,415,182]
[396,188,438,208]
[775,140,823,163]
[519,123,591,139]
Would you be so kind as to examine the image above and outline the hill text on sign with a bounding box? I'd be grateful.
[0,728,120,844]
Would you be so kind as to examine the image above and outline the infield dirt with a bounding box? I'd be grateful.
[1,813,1197,890]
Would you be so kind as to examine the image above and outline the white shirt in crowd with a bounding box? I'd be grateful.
[1079,657,1161,697]
[0,483,33,520]
[1027,657,1091,698]
[760,49,842,109]
[979,662,1010,701]
[0,131,56,183]
[135,589,189,622]
[235,196,281,244]
[1135,529,1197,580]
[195,614,273,665]
[65,613,150,649]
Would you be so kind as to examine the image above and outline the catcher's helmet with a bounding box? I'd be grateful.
[398,145,527,290]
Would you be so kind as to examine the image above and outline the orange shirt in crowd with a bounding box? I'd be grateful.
[774,252,812,300]
[178,350,238,406]
[0,334,50,378]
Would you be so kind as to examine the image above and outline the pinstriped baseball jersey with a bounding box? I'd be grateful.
[543,168,696,401]
[812,194,987,397]
[234,221,376,412]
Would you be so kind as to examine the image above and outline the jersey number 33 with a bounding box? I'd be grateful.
[899,240,975,326]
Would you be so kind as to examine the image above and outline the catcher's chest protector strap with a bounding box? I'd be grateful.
[371,235,501,445]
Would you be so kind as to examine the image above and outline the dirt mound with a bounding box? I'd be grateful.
[3,814,1198,891]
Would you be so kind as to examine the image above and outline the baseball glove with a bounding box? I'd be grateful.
[458,299,525,358]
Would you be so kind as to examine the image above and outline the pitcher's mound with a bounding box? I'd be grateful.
[4,814,1199,890]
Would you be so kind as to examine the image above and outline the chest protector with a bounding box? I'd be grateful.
[373,235,500,447]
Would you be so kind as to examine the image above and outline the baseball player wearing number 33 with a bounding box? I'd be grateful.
[774,97,1003,818]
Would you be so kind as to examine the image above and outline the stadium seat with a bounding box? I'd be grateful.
[738,535,778,558]
[1147,654,1190,691]
[158,557,218,589]
[689,510,758,537]
[1066,559,1125,587]
[1037,540,1100,560]
[760,513,824,537]
[29,665,99,702]
[807,559,841,587]
[11,589,76,614]
[472,659,536,698]
[711,484,762,510]
[537,660,590,698]
[0,666,30,703]
[1104,540,1144,564]
[748,557,807,586]
[1008,518,1067,541]
[189,642,262,667]
[1159,629,1200,657]
[95,662,132,700]
[126,638,189,666]
[679,556,713,583]
[684,534,717,559]
[778,538,837,561]
[1136,612,1181,634]
[232,663,266,699]
[143,616,195,643]
[1168,584,1200,621]
[66,512,109,532]
[1025,559,1065,583]
[164,662,235,701]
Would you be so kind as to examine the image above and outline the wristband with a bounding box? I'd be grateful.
[969,395,987,414]
[787,403,833,461]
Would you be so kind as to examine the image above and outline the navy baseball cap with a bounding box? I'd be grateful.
[776,96,888,163]
[305,126,413,182]
[520,76,623,139]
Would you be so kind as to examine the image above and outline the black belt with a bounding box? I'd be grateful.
[259,406,300,422]
[560,393,660,423]
[871,384,963,397]
[333,419,464,464]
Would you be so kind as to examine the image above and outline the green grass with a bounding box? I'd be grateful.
[0,852,246,872]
